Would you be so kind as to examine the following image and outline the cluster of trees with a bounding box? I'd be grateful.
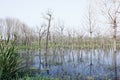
[0,0,119,79]
[0,18,35,46]
[0,0,120,50]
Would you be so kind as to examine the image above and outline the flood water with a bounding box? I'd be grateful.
[18,49,120,79]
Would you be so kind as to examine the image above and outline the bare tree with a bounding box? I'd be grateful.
[67,29,72,49]
[0,18,25,43]
[83,3,97,66]
[0,19,4,41]
[35,24,46,73]
[43,11,52,74]
[100,0,120,79]
[54,21,65,48]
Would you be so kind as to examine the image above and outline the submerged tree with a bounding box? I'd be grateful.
[84,2,97,66]
[35,24,46,73]
[100,0,120,79]
[43,11,52,74]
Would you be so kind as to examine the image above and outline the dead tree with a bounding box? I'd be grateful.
[35,24,46,73]
[84,3,97,66]
[100,0,120,79]
[43,11,52,74]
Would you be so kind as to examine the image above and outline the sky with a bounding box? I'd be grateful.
[0,0,89,29]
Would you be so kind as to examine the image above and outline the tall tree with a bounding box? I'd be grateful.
[84,2,97,66]
[35,24,46,73]
[100,0,120,79]
[43,11,52,74]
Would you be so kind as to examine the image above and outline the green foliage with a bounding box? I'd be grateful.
[0,36,22,80]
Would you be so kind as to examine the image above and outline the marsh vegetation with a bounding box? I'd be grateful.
[0,0,120,80]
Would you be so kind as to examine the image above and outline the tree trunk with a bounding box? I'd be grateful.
[113,0,117,79]
[45,14,51,74]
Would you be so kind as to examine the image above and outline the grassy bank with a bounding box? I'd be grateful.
[19,76,59,80]
[16,41,120,50]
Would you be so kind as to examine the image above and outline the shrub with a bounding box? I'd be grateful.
[0,36,22,80]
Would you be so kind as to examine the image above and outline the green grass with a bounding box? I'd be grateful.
[15,43,115,50]
[15,40,120,50]
[18,76,59,80]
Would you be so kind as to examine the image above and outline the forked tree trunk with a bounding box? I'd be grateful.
[45,14,52,74]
